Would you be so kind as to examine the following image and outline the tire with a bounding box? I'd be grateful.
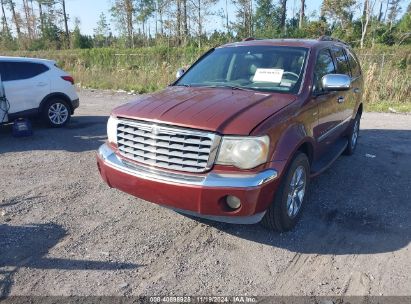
[261,152,310,232]
[43,98,71,128]
[344,113,360,155]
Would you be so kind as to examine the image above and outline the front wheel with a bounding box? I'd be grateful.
[261,152,310,232]
[43,99,71,128]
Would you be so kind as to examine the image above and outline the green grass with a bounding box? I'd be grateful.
[3,45,411,113]
[365,101,411,113]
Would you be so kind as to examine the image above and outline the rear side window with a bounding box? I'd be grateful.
[346,49,361,78]
[332,47,351,75]
[0,62,6,81]
[0,61,49,81]
[314,49,336,92]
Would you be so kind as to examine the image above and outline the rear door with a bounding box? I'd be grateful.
[346,48,363,116]
[1,61,50,114]
[330,46,354,125]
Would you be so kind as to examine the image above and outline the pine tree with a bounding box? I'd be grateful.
[254,0,280,36]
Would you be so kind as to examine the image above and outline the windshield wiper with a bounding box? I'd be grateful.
[212,85,257,92]
[175,84,257,92]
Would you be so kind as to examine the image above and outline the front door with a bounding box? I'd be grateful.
[312,48,347,146]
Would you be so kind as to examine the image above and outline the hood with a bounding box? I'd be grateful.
[112,86,297,135]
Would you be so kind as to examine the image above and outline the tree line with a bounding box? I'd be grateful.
[0,0,410,51]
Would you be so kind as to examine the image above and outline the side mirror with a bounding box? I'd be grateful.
[0,74,5,99]
[321,74,351,91]
[176,68,185,79]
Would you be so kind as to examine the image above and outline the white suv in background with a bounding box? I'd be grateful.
[0,56,79,127]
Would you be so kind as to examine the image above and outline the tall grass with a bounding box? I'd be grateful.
[3,45,411,112]
[356,46,411,112]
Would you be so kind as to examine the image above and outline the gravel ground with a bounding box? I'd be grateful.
[0,89,410,297]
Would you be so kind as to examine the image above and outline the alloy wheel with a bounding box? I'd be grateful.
[286,165,307,218]
[351,119,360,149]
[48,103,69,125]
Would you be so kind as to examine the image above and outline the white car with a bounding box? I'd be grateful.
[0,56,79,127]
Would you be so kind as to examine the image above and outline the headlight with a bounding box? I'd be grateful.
[216,135,270,169]
[107,116,119,144]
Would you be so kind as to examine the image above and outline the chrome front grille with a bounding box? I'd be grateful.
[117,119,220,173]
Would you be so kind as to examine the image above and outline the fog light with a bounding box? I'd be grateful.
[226,195,241,210]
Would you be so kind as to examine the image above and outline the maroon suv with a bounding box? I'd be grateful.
[97,37,363,231]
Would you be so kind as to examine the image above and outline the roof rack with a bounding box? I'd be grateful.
[318,35,348,45]
[242,37,264,42]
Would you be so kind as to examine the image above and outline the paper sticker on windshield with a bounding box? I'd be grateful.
[253,69,284,83]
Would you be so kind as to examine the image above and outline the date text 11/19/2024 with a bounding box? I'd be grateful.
[149,296,257,303]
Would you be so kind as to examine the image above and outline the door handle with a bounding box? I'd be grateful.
[337,96,344,103]
[353,88,361,93]
[37,82,47,87]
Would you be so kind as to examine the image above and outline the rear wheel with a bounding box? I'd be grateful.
[261,152,310,232]
[43,99,71,128]
[344,113,360,155]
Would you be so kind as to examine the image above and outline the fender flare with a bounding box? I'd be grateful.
[39,92,74,114]
[270,123,315,164]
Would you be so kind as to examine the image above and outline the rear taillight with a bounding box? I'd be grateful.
[61,76,74,85]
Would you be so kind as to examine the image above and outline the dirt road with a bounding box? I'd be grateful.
[0,89,410,297]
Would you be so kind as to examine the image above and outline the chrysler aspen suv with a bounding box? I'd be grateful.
[97,37,363,232]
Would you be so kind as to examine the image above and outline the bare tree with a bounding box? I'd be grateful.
[7,0,22,39]
[321,0,356,30]
[36,0,44,34]
[155,0,168,36]
[182,0,188,43]
[189,0,217,47]
[360,0,376,48]
[225,0,229,32]
[125,0,134,46]
[280,0,287,31]
[1,0,10,34]
[232,0,253,37]
[377,0,383,22]
[299,0,305,28]
[61,0,69,45]
[176,0,181,43]
[387,0,401,30]
[111,0,135,47]
[22,0,33,38]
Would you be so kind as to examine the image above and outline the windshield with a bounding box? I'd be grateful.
[175,46,308,94]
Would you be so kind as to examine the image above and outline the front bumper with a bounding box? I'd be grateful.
[97,143,280,224]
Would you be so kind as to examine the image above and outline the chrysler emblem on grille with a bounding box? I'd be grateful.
[151,125,160,135]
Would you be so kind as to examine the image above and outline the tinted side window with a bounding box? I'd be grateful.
[0,62,6,81]
[2,62,49,81]
[332,47,350,75]
[314,49,336,92]
[346,49,361,78]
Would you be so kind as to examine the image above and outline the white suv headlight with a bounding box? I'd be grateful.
[107,116,119,144]
[216,135,270,169]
